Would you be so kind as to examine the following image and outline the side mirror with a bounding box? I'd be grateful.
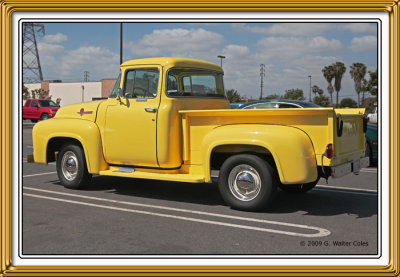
[33,104,38,108]
[116,88,122,100]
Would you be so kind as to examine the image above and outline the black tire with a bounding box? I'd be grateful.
[31,119,38,123]
[41,113,49,120]
[218,154,277,211]
[278,178,319,193]
[56,143,92,189]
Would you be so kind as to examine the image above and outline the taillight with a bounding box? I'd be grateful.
[326,144,333,159]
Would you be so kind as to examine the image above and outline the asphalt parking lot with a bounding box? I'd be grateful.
[21,122,379,256]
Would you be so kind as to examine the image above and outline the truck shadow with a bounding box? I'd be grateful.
[270,189,378,218]
[86,176,225,207]
[50,176,378,218]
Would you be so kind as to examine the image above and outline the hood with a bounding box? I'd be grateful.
[54,100,105,122]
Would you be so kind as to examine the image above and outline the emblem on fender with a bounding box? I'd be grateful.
[77,108,93,116]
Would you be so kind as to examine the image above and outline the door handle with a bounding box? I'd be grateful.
[144,108,157,113]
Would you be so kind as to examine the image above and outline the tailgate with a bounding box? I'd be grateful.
[332,108,366,166]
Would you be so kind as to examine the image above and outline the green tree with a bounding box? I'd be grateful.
[322,65,335,105]
[312,85,323,99]
[22,86,30,100]
[332,62,346,106]
[56,98,62,106]
[263,94,281,100]
[282,88,305,100]
[362,97,377,113]
[226,89,242,103]
[362,69,378,97]
[31,88,49,99]
[340,98,357,108]
[349,62,367,107]
[313,95,331,107]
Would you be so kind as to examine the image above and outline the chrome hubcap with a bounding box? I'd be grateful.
[228,164,261,201]
[61,151,78,181]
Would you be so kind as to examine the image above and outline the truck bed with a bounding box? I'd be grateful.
[180,108,366,168]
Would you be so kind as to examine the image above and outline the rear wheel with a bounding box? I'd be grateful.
[30,119,38,123]
[56,144,92,189]
[218,154,277,211]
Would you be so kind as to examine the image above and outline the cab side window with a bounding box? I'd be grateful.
[123,68,159,99]
[25,100,31,107]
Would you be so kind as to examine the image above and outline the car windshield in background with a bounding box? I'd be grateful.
[38,100,58,107]
[167,68,225,98]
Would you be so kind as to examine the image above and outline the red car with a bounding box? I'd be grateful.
[23,99,60,122]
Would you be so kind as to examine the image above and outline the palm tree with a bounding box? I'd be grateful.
[332,62,346,106]
[349,62,367,107]
[322,65,335,105]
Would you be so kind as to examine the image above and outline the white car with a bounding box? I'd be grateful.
[368,107,377,124]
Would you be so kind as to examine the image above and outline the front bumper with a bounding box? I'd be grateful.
[331,157,370,178]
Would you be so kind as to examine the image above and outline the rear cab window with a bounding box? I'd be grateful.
[166,68,225,98]
[24,100,31,107]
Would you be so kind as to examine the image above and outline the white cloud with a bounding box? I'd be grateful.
[126,28,224,58]
[232,23,333,36]
[341,23,376,34]
[38,42,64,54]
[256,36,343,63]
[42,33,68,44]
[349,36,377,52]
[59,46,120,79]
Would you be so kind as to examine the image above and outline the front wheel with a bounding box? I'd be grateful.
[56,144,92,189]
[41,113,49,120]
[218,154,277,211]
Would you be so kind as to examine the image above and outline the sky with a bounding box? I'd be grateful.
[32,22,378,101]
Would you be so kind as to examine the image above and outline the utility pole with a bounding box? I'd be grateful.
[23,23,45,84]
[260,64,265,100]
[308,75,312,102]
[84,71,89,82]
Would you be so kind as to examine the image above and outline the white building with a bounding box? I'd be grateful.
[24,79,116,107]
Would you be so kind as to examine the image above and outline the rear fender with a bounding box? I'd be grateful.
[202,124,318,184]
[32,118,107,173]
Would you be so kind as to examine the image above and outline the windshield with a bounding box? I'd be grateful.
[166,68,225,98]
[38,100,58,107]
[109,73,121,98]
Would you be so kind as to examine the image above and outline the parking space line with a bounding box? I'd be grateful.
[24,191,330,238]
[23,172,57,178]
[24,186,330,236]
[316,184,377,194]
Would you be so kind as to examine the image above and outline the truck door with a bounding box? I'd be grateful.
[103,66,161,167]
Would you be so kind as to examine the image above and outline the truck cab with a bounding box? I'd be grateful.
[30,57,369,211]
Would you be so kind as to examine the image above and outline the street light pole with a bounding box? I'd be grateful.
[120,23,123,65]
[217,55,225,68]
[308,75,312,102]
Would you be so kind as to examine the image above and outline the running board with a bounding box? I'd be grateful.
[99,166,205,183]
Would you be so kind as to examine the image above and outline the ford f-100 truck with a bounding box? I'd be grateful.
[28,57,369,211]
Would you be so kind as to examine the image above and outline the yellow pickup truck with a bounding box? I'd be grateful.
[29,57,369,211]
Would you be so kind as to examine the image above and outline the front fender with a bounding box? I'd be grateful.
[202,124,317,184]
[32,118,107,173]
